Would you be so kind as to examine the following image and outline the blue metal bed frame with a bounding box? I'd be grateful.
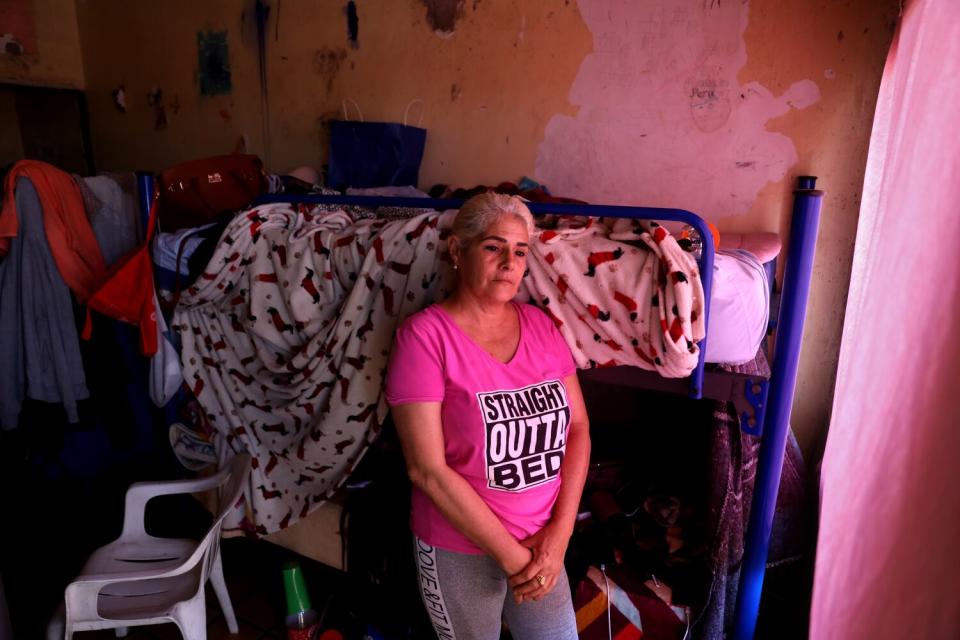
[141,174,821,639]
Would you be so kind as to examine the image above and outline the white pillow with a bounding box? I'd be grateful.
[704,249,770,364]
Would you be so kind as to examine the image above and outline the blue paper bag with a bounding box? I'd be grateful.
[327,118,427,190]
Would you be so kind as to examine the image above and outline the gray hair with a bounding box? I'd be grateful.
[452,193,535,246]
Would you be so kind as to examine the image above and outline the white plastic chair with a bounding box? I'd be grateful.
[53,453,251,640]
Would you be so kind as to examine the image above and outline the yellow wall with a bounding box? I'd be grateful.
[77,0,589,181]
[741,2,897,458]
[0,0,84,88]
[76,0,899,461]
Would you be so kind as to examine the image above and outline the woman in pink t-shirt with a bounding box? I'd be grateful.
[386,193,591,639]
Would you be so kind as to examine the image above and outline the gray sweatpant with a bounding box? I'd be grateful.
[413,536,579,640]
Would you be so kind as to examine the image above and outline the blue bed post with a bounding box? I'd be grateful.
[136,172,155,229]
[731,176,823,640]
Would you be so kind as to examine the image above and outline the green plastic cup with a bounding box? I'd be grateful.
[282,561,313,615]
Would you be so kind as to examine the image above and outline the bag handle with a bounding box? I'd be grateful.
[342,98,364,122]
[403,99,424,128]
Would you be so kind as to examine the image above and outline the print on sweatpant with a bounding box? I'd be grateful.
[415,537,458,639]
[413,536,579,640]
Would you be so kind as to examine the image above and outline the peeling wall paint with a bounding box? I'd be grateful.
[75,0,899,460]
[313,47,347,93]
[0,0,38,54]
[345,1,359,48]
[420,0,465,34]
[0,0,84,88]
[537,0,821,222]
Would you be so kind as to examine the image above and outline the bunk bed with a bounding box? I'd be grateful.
[141,174,822,640]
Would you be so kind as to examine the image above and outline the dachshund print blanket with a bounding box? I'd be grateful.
[174,204,703,534]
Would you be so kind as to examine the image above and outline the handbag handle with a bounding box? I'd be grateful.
[342,98,364,122]
[403,99,424,127]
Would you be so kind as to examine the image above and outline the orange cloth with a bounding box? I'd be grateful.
[1,160,157,356]
[81,199,159,356]
[0,160,106,301]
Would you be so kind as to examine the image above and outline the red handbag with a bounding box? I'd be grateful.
[157,154,266,231]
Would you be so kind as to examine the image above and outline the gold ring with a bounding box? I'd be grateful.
[535,574,546,586]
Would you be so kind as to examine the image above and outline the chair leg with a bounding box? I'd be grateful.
[174,598,208,640]
[209,551,239,634]
[46,602,65,640]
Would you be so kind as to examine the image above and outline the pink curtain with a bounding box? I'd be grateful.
[811,1,960,638]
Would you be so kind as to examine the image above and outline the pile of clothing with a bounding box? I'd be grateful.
[0,161,151,431]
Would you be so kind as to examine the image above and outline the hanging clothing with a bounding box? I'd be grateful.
[0,160,106,301]
[80,197,159,357]
[0,178,89,429]
[77,174,142,268]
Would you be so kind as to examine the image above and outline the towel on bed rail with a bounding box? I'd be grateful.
[173,203,455,534]
[520,217,705,377]
[174,205,704,534]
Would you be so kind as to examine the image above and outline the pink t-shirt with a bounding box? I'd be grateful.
[385,303,577,554]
